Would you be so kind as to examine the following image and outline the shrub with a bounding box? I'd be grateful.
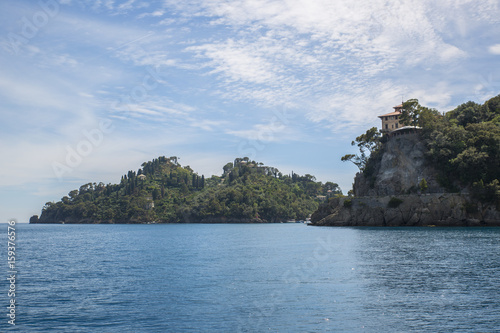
[419,178,428,192]
[388,197,403,208]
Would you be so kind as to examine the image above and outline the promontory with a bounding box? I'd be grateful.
[311,95,500,227]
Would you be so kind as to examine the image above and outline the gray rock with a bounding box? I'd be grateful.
[312,133,500,227]
[354,133,445,197]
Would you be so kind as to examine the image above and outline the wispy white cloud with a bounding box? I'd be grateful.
[189,39,282,85]
[181,0,468,67]
[117,0,137,12]
[226,121,299,143]
[173,0,479,129]
[110,97,195,121]
[138,10,164,19]
[189,119,229,131]
[489,44,500,55]
[308,81,405,133]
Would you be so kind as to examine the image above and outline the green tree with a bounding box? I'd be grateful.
[341,127,381,171]
[451,101,483,126]
[152,188,161,200]
[400,99,420,126]
[68,190,79,201]
[400,99,440,128]
[223,162,233,175]
[180,182,189,194]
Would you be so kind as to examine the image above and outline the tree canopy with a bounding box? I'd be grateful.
[400,99,442,129]
[36,157,342,223]
[341,127,383,171]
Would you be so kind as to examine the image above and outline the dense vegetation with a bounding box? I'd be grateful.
[34,157,341,223]
[343,94,500,204]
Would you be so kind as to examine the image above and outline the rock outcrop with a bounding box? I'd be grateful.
[354,133,444,196]
[312,133,500,227]
[311,194,500,227]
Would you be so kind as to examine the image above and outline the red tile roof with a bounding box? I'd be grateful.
[378,111,401,118]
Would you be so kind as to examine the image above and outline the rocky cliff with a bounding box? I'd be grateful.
[311,194,500,227]
[354,132,444,196]
[312,133,500,227]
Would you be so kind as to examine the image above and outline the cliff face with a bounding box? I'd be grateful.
[354,133,444,196]
[312,133,500,227]
[311,194,500,227]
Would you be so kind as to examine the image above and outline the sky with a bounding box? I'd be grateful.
[1,0,500,222]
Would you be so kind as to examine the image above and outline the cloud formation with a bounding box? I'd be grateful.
[1,0,499,222]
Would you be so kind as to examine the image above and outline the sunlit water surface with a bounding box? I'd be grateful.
[2,224,499,332]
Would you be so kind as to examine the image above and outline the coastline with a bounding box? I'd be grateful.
[311,193,500,227]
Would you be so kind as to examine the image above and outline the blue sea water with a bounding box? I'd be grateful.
[1,223,500,332]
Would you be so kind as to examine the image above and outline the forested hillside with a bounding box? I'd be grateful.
[33,157,341,223]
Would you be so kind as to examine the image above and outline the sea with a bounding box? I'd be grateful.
[1,223,500,332]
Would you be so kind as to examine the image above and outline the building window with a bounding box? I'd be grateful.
[385,124,388,129]
[396,123,399,129]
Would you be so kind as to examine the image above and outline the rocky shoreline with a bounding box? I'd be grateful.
[311,131,499,227]
[29,215,267,224]
[311,194,500,227]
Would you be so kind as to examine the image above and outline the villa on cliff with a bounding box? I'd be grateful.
[379,104,421,136]
[378,104,403,132]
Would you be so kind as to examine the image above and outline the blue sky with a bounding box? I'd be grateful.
[1,0,500,222]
